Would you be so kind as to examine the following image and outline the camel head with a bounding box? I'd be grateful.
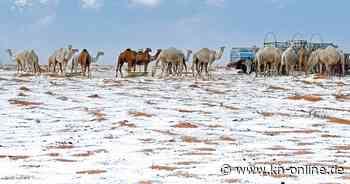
[145,48,152,53]
[72,48,79,53]
[5,49,13,55]
[215,46,225,60]
[97,51,105,56]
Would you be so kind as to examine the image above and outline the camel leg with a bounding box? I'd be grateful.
[59,63,63,74]
[87,65,91,78]
[53,62,57,73]
[71,61,75,74]
[183,62,187,73]
[127,61,132,73]
[144,63,148,73]
[204,63,209,79]
[82,65,86,76]
[195,62,200,78]
[119,62,124,78]
[115,62,119,78]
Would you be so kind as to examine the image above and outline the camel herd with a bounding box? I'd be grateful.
[255,45,346,77]
[4,44,348,79]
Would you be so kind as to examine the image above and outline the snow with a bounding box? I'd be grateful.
[0,65,349,184]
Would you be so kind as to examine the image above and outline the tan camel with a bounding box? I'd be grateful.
[168,49,192,74]
[48,45,78,74]
[152,47,185,78]
[280,46,298,75]
[310,46,345,75]
[192,47,225,78]
[255,47,282,77]
[6,49,25,73]
[6,49,40,74]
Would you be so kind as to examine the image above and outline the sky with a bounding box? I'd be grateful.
[0,0,349,64]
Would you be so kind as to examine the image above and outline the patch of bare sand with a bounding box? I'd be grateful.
[19,86,30,91]
[268,85,289,91]
[151,165,178,171]
[181,136,218,145]
[113,120,136,128]
[174,161,201,166]
[288,95,322,102]
[328,117,350,125]
[47,143,74,150]
[169,171,201,179]
[84,108,107,121]
[151,129,179,136]
[55,158,77,162]
[138,181,157,184]
[172,122,199,128]
[8,99,43,106]
[0,155,31,160]
[260,129,321,136]
[336,95,350,101]
[223,179,241,183]
[129,111,153,118]
[181,152,213,156]
[76,169,107,175]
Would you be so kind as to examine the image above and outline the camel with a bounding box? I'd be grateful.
[306,49,322,75]
[115,48,161,78]
[6,49,41,74]
[26,49,41,74]
[115,48,137,78]
[135,48,153,73]
[255,47,282,77]
[297,46,312,72]
[208,46,225,70]
[78,49,92,77]
[152,47,185,78]
[192,47,225,78]
[48,45,78,74]
[6,49,25,73]
[71,51,104,73]
[308,46,345,76]
[280,46,298,75]
[167,49,192,74]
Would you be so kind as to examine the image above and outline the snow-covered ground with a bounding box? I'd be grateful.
[0,65,349,184]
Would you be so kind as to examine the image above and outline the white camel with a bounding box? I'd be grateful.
[6,49,25,73]
[306,49,322,75]
[6,49,40,74]
[48,45,78,74]
[191,47,225,78]
[308,46,345,76]
[171,49,192,74]
[152,47,185,78]
[26,49,41,74]
[71,51,104,73]
[208,46,225,70]
[255,47,282,77]
[280,46,299,75]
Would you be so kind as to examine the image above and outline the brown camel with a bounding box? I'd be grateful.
[78,49,92,77]
[134,48,152,72]
[115,48,161,78]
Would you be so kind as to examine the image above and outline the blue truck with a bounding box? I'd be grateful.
[229,47,256,73]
